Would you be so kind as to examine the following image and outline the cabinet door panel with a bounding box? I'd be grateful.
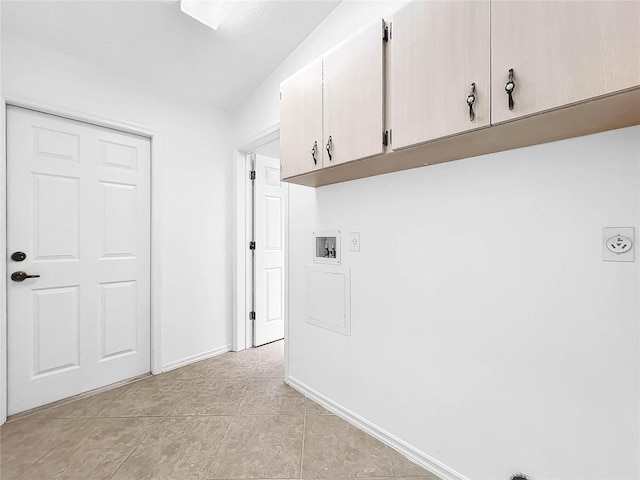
[323,19,384,166]
[280,59,323,178]
[492,1,640,124]
[390,1,490,150]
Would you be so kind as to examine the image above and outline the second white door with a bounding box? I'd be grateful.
[7,106,151,415]
[253,154,286,346]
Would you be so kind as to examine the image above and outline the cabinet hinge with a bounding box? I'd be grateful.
[249,241,256,250]
[250,170,256,180]
[383,130,389,147]
[383,24,389,43]
[250,311,256,321]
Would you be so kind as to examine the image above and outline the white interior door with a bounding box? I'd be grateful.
[6,106,151,415]
[253,154,286,347]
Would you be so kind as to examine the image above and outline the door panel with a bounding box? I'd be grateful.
[323,19,384,166]
[100,281,137,359]
[390,0,490,150]
[280,59,323,179]
[102,182,137,257]
[492,1,640,124]
[34,127,79,160]
[254,154,286,347]
[265,196,282,250]
[34,174,80,259]
[7,106,151,414]
[33,286,80,376]
[266,267,283,322]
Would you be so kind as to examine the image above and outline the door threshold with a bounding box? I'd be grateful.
[6,372,152,423]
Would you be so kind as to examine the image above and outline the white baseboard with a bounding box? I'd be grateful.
[161,344,232,373]
[287,376,469,480]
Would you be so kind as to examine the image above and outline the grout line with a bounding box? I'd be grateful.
[6,376,144,424]
[385,445,397,477]
[11,418,91,478]
[202,416,235,478]
[299,411,307,479]
[27,414,168,420]
[107,425,158,480]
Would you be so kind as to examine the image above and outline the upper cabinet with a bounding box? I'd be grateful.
[323,20,385,166]
[280,19,385,179]
[389,1,490,151]
[280,59,323,179]
[491,1,640,124]
[280,1,640,187]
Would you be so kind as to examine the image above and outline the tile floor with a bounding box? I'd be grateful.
[0,340,438,480]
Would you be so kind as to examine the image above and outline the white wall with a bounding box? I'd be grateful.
[2,32,234,371]
[233,2,640,479]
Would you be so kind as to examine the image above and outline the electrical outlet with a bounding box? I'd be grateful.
[603,227,635,262]
[350,232,360,252]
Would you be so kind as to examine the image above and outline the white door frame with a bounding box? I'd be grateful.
[0,95,163,425]
[233,124,290,378]
[233,123,280,352]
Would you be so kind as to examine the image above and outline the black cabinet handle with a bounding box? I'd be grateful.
[466,83,476,121]
[325,136,332,161]
[311,141,318,165]
[505,68,515,110]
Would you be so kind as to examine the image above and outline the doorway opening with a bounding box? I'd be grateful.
[233,127,289,355]
[249,145,287,348]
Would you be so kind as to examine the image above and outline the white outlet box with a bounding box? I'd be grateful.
[603,227,635,262]
[350,232,360,252]
[313,230,340,264]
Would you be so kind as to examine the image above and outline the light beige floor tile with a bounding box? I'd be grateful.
[387,449,436,478]
[18,417,159,480]
[304,398,334,416]
[0,417,87,479]
[206,353,262,368]
[302,415,394,478]
[394,476,440,480]
[237,377,305,415]
[253,354,285,378]
[98,377,194,417]
[31,385,129,419]
[257,340,284,354]
[207,415,304,479]
[232,347,264,360]
[111,416,232,480]
[159,363,204,380]
[193,357,259,378]
[167,378,249,416]
[1,343,432,480]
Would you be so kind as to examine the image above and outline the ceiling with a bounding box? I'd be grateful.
[2,0,341,111]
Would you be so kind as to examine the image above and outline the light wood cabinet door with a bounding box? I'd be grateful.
[492,1,640,124]
[322,19,385,166]
[280,59,323,179]
[389,0,490,151]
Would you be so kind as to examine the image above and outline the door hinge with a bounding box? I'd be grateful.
[389,129,392,146]
[383,24,389,43]
[250,170,256,180]
[249,241,256,250]
[250,311,256,321]
[383,130,389,147]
